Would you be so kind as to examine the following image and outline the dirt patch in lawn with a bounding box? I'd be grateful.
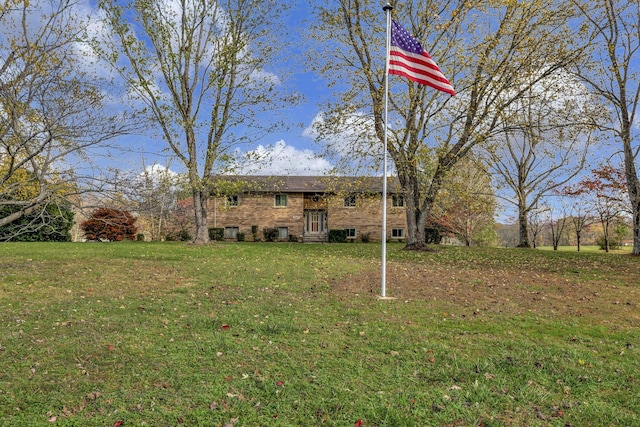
[333,261,640,326]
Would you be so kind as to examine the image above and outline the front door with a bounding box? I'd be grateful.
[305,210,326,234]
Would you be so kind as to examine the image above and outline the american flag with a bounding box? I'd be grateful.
[389,19,455,96]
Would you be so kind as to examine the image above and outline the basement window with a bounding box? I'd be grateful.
[224,227,239,239]
[278,227,289,239]
[391,228,405,239]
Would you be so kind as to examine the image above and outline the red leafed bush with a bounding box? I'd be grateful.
[81,208,138,241]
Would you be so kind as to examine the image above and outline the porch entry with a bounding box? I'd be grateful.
[304,210,326,234]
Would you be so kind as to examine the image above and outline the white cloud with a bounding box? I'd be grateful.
[303,111,380,159]
[240,140,333,176]
[143,164,179,177]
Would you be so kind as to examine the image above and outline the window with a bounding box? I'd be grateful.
[345,228,356,239]
[275,194,288,207]
[344,194,356,207]
[224,227,239,239]
[278,227,289,239]
[226,195,239,206]
[392,194,405,207]
[391,228,405,238]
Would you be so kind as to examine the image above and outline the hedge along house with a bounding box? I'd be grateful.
[209,176,407,243]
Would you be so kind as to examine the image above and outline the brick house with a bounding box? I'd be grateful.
[210,176,407,243]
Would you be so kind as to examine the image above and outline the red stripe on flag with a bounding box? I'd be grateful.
[389,50,455,96]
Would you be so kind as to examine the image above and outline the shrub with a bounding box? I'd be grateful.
[263,227,279,242]
[208,227,224,241]
[425,227,442,244]
[360,232,371,243]
[237,232,245,242]
[81,208,137,241]
[329,229,347,243]
[136,233,145,241]
[251,225,260,242]
[597,236,620,251]
[288,234,298,242]
[166,229,192,241]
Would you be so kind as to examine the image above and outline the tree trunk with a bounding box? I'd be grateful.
[192,189,210,244]
[403,182,420,246]
[603,220,610,253]
[576,231,581,252]
[404,164,448,250]
[517,207,531,248]
[623,136,640,255]
[632,200,640,256]
[400,167,431,250]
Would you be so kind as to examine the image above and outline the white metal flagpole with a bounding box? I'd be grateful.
[381,2,393,298]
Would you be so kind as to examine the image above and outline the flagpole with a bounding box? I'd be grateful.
[381,2,393,298]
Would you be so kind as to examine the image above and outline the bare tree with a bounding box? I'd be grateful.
[569,206,595,252]
[484,73,598,247]
[528,206,549,249]
[571,0,640,255]
[308,0,586,249]
[567,165,629,252]
[547,206,568,251]
[0,0,132,234]
[560,186,597,252]
[97,0,299,243]
[123,163,186,241]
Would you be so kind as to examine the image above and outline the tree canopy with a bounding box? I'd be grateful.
[97,0,300,243]
[1,0,133,234]
[308,0,586,249]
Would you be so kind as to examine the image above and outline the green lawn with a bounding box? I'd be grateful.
[1,242,638,426]
[537,245,633,254]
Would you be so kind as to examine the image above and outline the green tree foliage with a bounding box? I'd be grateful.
[0,164,74,241]
[0,202,73,241]
[81,208,138,242]
[432,157,498,246]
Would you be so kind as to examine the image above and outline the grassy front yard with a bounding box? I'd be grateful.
[1,242,638,426]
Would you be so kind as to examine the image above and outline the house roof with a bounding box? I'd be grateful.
[213,175,403,194]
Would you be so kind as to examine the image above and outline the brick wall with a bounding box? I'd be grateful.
[210,192,407,242]
[211,193,305,241]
